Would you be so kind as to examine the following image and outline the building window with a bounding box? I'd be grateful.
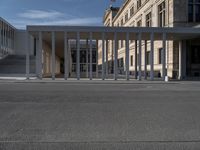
[188,0,200,22]
[147,51,150,65]
[130,6,134,16]
[118,58,124,68]
[146,12,152,27]
[137,20,142,27]
[121,18,124,25]
[158,48,163,64]
[191,46,200,64]
[137,0,142,9]
[130,55,133,66]
[125,12,129,22]
[158,2,166,27]
[121,40,124,48]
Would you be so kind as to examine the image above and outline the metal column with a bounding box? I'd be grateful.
[150,32,154,81]
[138,33,142,81]
[125,32,130,80]
[102,32,105,80]
[52,32,55,80]
[144,40,147,80]
[162,33,166,81]
[89,32,93,80]
[76,32,80,80]
[26,32,30,79]
[114,32,118,80]
[38,32,43,79]
[64,32,68,80]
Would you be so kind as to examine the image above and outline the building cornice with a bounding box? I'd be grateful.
[112,0,131,23]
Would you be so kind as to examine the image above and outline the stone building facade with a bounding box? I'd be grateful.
[99,0,200,79]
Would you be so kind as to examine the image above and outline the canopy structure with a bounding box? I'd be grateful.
[26,26,200,81]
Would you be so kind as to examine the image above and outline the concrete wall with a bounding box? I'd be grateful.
[14,30,34,55]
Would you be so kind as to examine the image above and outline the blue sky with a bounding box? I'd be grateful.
[0,0,123,29]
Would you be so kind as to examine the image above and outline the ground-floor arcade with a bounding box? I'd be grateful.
[26,26,200,81]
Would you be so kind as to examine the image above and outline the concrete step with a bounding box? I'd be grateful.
[0,55,36,74]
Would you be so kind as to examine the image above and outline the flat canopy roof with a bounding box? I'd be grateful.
[27,26,200,41]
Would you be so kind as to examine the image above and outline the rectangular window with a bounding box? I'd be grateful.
[131,55,133,66]
[121,18,123,25]
[158,48,163,64]
[121,40,124,48]
[188,0,200,22]
[158,2,166,27]
[125,12,129,22]
[147,51,150,65]
[137,0,142,9]
[146,12,152,27]
[130,6,134,16]
[137,20,142,27]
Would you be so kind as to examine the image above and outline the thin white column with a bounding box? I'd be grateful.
[38,32,43,79]
[138,32,142,81]
[86,39,89,78]
[144,40,147,80]
[162,33,166,81]
[114,32,118,80]
[0,21,2,54]
[64,32,68,80]
[150,32,154,81]
[105,39,109,78]
[135,39,138,79]
[26,32,30,79]
[77,32,80,80]
[96,40,98,78]
[5,24,7,54]
[179,40,182,80]
[102,32,105,80]
[89,32,93,80]
[125,32,130,80]
[2,22,4,54]
[51,32,56,80]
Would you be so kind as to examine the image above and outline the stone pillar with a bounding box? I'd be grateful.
[64,32,68,80]
[26,31,30,79]
[77,32,80,80]
[89,32,93,80]
[138,32,142,81]
[144,40,147,80]
[125,32,130,80]
[38,32,43,79]
[52,31,55,80]
[162,33,167,80]
[150,32,154,81]
[114,32,118,80]
[102,32,105,80]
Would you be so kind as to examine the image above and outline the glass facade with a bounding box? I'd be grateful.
[0,18,15,57]
[71,45,97,74]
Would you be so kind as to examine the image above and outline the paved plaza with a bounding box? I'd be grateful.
[0,80,200,150]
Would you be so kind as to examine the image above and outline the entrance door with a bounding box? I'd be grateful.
[187,45,200,78]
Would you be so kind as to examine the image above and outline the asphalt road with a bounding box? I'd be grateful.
[0,81,200,150]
